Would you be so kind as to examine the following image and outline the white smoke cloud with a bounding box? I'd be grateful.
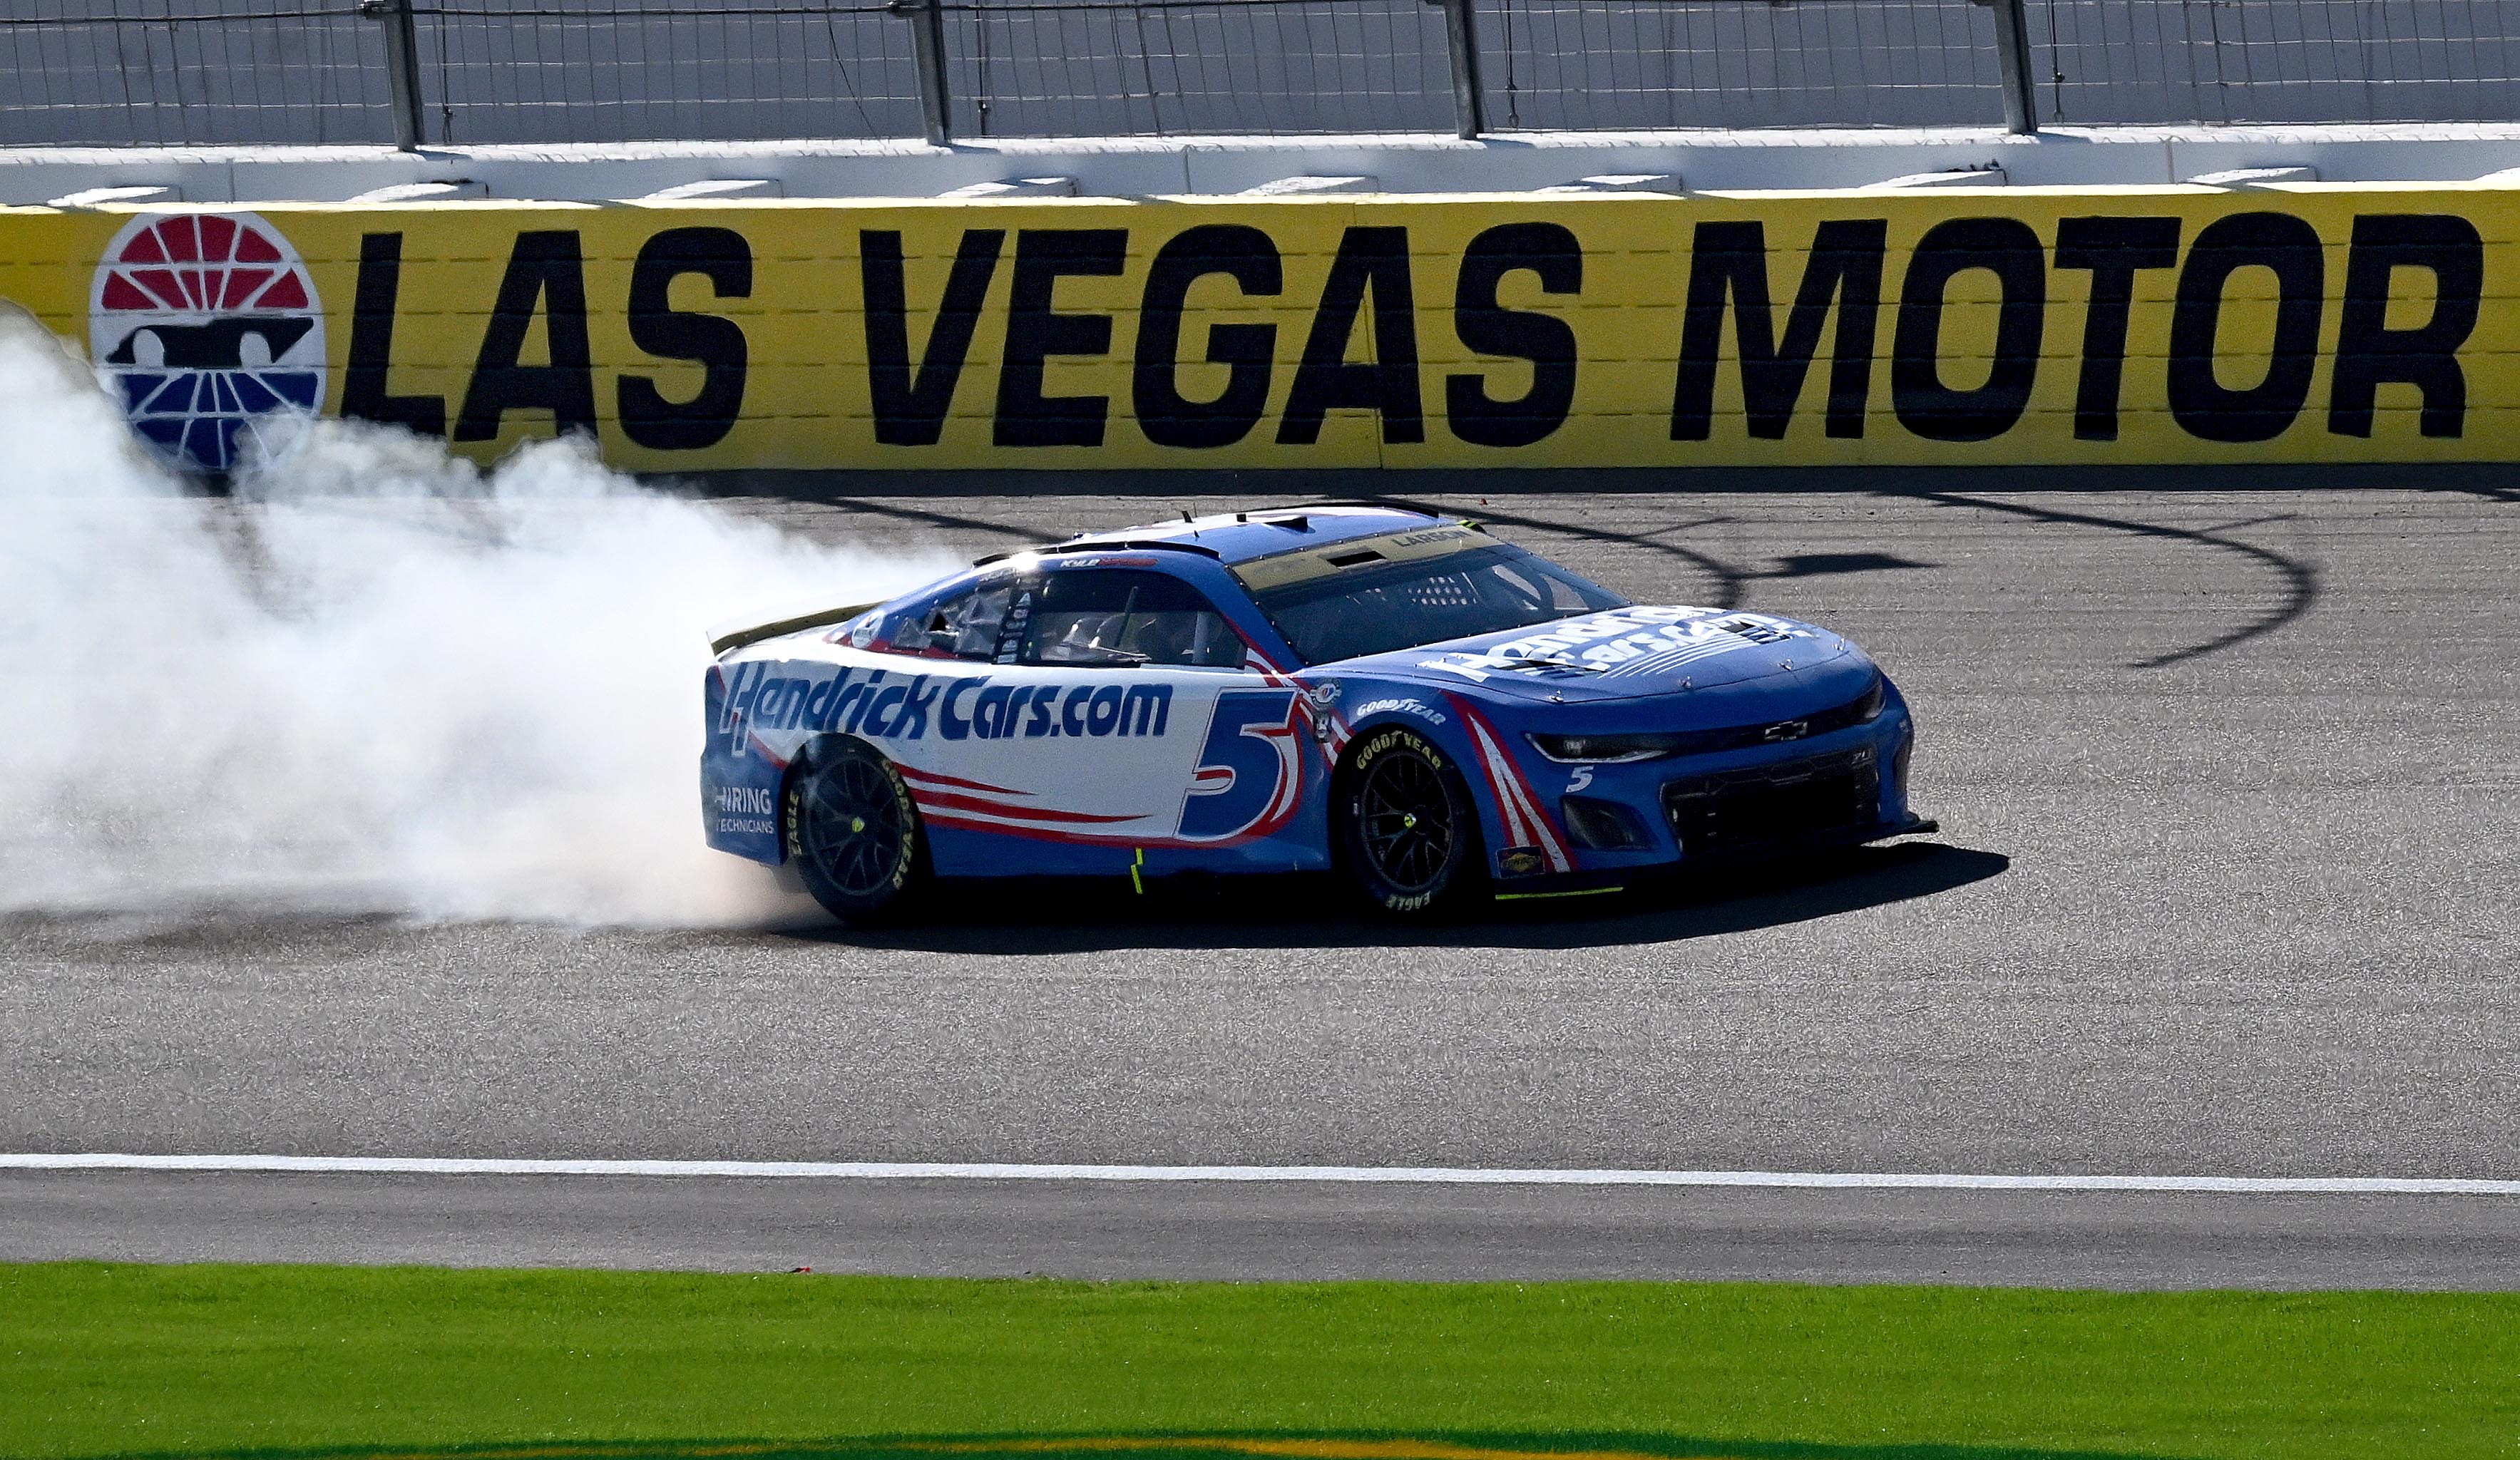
[0,314,951,925]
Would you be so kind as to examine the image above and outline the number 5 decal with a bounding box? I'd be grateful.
[1177,688,1303,841]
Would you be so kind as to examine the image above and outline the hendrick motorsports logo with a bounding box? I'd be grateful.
[90,211,326,474]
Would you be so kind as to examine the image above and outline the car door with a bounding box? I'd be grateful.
[883,567,1311,866]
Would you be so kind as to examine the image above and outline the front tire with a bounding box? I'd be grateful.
[784,737,928,925]
[1337,727,1487,916]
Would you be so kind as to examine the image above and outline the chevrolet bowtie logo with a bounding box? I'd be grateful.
[1762,719,1810,742]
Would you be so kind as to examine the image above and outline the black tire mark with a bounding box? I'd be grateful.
[1905,490,2319,669]
[806,495,1043,545]
[1337,492,1753,610]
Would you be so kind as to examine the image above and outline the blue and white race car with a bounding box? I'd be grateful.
[702,505,1932,923]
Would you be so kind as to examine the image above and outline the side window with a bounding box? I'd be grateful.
[1021,570,1242,669]
[888,579,1013,660]
[884,601,938,654]
[941,581,1015,659]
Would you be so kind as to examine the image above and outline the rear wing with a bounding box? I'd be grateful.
[707,602,880,657]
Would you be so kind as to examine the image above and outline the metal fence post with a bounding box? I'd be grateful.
[891,0,954,145]
[358,0,427,150]
[1979,0,2039,134]
[1428,0,1485,138]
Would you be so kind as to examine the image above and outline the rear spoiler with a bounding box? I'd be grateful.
[708,601,880,657]
[975,537,1224,567]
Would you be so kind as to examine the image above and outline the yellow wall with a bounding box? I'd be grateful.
[8,185,2516,470]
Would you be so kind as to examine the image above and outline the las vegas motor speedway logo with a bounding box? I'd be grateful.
[89,211,326,475]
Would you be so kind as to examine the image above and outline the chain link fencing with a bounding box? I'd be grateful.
[1477,0,2008,131]
[2036,0,2520,125]
[411,1,925,145]
[4,1,394,146]
[7,0,2520,148]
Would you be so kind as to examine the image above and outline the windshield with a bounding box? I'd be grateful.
[1249,545,1629,665]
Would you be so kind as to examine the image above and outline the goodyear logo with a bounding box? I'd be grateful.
[88,211,325,473]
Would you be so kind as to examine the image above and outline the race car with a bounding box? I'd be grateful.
[701,504,1932,923]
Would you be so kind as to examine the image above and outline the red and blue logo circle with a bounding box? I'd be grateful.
[89,212,327,474]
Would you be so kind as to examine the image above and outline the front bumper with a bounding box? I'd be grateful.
[1490,808,1939,900]
[1486,699,1927,893]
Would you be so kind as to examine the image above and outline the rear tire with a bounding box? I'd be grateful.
[1336,727,1487,916]
[784,737,929,925]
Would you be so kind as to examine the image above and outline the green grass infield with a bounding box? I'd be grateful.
[3,1264,2513,1460]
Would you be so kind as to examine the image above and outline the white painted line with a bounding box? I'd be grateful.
[2,1153,2516,1195]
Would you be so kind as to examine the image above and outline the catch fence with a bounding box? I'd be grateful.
[6,0,2520,148]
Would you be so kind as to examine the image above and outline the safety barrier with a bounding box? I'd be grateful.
[5,185,2512,473]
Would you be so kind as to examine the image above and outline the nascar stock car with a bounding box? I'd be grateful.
[701,505,1932,923]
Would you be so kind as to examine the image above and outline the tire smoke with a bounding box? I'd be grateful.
[0,317,949,925]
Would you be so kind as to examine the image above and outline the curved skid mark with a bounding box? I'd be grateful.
[1337,494,1751,610]
[1909,491,2318,669]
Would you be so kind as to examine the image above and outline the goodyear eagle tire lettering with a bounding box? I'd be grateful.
[1338,726,1487,917]
[784,735,928,926]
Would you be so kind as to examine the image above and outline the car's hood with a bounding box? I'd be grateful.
[1325,605,1859,704]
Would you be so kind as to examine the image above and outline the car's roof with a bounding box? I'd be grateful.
[1048,505,1455,568]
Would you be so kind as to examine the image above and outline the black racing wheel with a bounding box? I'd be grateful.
[1337,726,1487,915]
[784,736,929,925]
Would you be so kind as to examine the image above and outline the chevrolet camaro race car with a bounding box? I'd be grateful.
[701,505,1932,923]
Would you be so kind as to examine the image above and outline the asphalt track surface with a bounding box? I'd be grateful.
[6,480,2518,1287]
